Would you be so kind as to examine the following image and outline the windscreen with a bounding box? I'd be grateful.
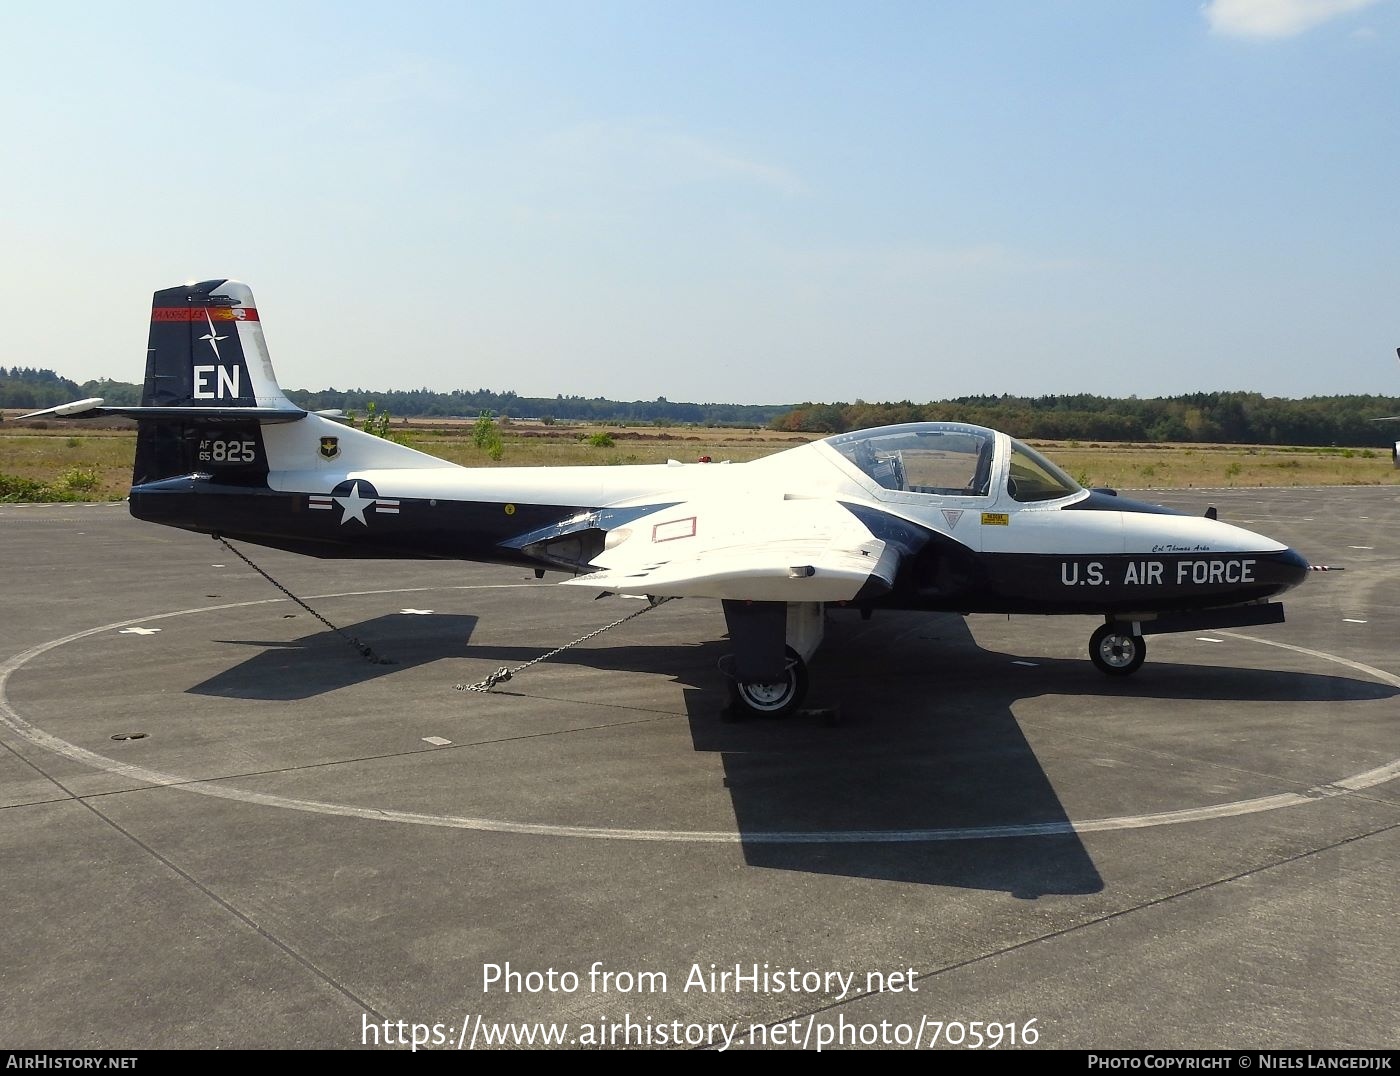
[1006,439,1080,502]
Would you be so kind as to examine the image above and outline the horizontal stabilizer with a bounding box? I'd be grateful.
[18,397,108,419]
[20,401,306,424]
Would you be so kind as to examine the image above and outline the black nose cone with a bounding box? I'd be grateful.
[1277,547,1311,590]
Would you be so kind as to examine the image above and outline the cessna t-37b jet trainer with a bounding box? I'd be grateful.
[25,280,1312,716]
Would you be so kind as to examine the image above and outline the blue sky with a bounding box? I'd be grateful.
[2,0,1397,404]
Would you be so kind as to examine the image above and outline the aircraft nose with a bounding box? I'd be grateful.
[1276,546,1311,590]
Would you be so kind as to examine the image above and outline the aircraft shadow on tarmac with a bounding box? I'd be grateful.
[693,613,1397,896]
[187,609,1395,898]
[188,614,479,700]
[453,609,1396,897]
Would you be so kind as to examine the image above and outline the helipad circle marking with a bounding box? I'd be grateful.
[3,594,1399,844]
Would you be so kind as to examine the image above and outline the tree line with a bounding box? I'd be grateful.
[6,366,1400,446]
[0,369,786,426]
[770,392,1400,447]
[0,368,83,409]
[277,387,786,426]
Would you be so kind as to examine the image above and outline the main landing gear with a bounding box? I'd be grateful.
[722,600,823,718]
[1089,621,1146,676]
[727,645,809,717]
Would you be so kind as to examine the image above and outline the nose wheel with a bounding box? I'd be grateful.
[726,646,808,717]
[1090,623,1146,676]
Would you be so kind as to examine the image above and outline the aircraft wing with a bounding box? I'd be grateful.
[559,496,901,602]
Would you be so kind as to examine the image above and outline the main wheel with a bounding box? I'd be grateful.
[727,646,808,717]
[1090,623,1146,676]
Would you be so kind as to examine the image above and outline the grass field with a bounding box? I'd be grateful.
[2,415,1397,501]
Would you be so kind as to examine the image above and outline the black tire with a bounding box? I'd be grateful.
[727,646,808,717]
[1090,623,1146,676]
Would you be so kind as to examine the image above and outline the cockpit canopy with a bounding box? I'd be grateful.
[824,422,1080,503]
[827,424,995,496]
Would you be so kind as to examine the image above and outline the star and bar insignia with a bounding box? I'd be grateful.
[308,480,400,526]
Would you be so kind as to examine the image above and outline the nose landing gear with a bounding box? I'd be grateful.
[1090,622,1146,676]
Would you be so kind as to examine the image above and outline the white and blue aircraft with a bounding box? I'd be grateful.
[24,279,1312,715]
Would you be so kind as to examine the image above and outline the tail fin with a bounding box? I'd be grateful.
[143,279,295,410]
[130,280,303,485]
